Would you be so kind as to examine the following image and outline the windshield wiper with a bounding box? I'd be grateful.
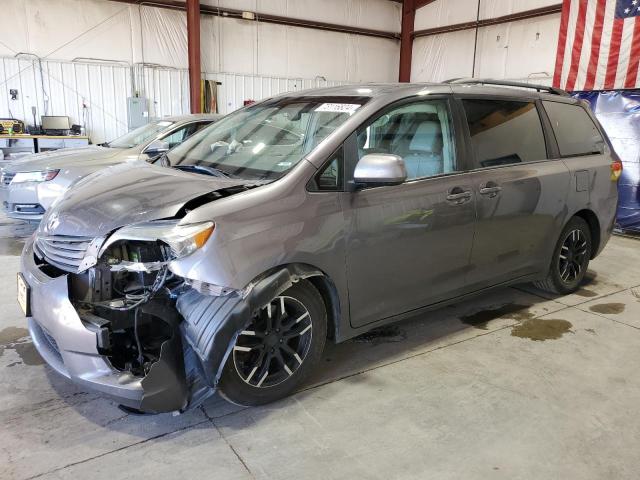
[173,164,237,179]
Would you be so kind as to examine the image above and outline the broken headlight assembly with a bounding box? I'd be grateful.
[100,220,215,263]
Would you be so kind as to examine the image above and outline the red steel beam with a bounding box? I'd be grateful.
[399,0,415,82]
[413,3,562,38]
[186,0,201,113]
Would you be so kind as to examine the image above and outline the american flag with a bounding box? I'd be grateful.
[553,0,640,91]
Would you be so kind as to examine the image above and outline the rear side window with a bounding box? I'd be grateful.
[543,101,605,157]
[462,99,547,168]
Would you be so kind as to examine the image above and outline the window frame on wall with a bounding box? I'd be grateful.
[454,94,555,171]
[343,94,470,188]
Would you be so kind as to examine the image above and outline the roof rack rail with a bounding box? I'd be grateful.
[444,78,570,96]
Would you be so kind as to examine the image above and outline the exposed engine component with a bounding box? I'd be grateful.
[69,240,186,392]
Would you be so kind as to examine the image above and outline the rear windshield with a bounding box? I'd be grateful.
[166,96,369,181]
[108,120,174,149]
[543,101,605,157]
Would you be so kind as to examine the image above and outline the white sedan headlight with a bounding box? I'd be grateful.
[100,220,215,260]
[12,170,60,184]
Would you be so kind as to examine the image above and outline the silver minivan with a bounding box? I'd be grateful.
[19,81,621,413]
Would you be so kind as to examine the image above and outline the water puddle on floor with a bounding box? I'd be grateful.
[0,237,26,256]
[589,303,626,315]
[510,318,573,341]
[460,303,534,330]
[575,288,598,298]
[0,326,44,366]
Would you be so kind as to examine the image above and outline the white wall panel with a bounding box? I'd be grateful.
[415,0,478,31]
[0,0,398,146]
[204,0,401,33]
[411,30,476,82]
[474,14,560,84]
[205,71,347,113]
[145,6,399,81]
[479,0,562,19]
[0,57,131,144]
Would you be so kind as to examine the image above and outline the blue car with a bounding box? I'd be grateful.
[574,90,640,232]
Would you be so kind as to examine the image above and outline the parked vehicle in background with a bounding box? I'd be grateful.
[0,114,221,221]
[19,81,620,413]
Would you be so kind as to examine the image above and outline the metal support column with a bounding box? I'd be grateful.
[187,0,202,113]
[399,0,415,82]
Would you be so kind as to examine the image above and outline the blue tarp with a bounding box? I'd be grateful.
[573,90,640,232]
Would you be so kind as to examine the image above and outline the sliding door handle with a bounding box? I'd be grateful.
[479,182,502,197]
[447,187,472,203]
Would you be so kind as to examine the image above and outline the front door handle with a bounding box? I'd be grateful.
[446,187,472,204]
[479,181,502,197]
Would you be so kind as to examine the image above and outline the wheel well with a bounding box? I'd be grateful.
[306,275,339,341]
[251,263,341,342]
[573,209,600,259]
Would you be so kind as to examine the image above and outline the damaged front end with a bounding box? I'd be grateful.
[26,218,228,413]
[27,217,311,414]
[67,237,193,413]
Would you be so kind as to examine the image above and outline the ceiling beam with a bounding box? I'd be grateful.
[413,3,562,38]
[110,0,400,40]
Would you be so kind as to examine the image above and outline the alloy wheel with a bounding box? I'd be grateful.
[233,296,313,388]
[558,229,588,283]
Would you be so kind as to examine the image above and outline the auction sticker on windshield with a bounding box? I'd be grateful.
[315,103,361,114]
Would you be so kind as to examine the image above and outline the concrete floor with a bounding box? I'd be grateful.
[1,213,640,480]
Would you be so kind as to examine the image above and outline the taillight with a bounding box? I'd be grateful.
[611,158,623,181]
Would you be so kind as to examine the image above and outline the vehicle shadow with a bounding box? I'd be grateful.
[31,266,610,445]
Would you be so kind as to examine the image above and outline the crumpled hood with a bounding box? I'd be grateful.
[4,146,129,173]
[41,162,256,237]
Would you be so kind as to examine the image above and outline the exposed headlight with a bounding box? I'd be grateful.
[100,220,215,260]
[12,170,60,184]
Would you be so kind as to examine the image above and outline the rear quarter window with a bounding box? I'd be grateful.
[543,101,605,157]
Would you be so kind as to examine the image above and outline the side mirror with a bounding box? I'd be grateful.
[353,154,407,187]
[144,139,170,156]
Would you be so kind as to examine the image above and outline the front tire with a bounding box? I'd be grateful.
[218,279,327,406]
[534,216,592,295]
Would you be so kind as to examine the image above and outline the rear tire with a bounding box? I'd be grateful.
[534,216,592,295]
[218,279,327,406]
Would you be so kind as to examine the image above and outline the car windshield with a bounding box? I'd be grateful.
[166,97,368,181]
[108,120,175,149]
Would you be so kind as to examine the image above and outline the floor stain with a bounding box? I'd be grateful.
[575,288,598,298]
[580,272,599,287]
[589,303,626,315]
[460,303,534,330]
[0,326,29,345]
[511,318,573,341]
[0,238,25,256]
[352,325,407,344]
[0,326,44,366]
[585,328,596,335]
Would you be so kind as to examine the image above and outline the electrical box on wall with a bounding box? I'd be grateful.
[127,97,148,130]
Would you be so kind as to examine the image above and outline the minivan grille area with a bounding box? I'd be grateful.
[1,172,15,186]
[34,235,93,273]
